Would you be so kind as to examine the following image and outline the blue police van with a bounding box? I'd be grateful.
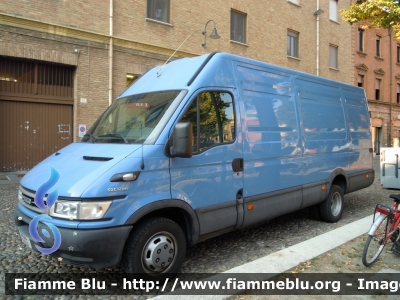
[15,52,374,279]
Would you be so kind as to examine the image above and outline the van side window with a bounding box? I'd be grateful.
[180,92,235,154]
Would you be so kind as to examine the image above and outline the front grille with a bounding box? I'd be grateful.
[19,186,48,214]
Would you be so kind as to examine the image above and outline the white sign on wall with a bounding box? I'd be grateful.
[78,124,86,138]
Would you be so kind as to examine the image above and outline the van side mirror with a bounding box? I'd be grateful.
[168,122,193,158]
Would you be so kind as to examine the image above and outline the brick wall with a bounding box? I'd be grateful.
[1,1,353,81]
[0,0,109,35]
[112,0,352,83]
[0,0,354,141]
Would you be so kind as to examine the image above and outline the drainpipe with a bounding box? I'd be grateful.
[109,0,113,106]
[316,0,321,76]
[389,29,393,146]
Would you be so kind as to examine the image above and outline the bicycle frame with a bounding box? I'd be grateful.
[369,202,400,244]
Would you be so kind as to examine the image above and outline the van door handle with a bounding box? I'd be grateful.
[232,158,244,172]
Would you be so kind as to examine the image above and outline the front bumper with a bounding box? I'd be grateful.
[14,206,132,268]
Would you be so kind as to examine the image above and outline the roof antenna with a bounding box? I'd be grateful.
[156,34,191,77]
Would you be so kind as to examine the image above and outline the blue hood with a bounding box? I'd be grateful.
[20,142,141,197]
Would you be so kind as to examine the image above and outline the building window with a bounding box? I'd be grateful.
[329,45,338,69]
[287,30,299,58]
[358,28,364,52]
[376,36,381,57]
[358,75,364,87]
[329,0,338,22]
[397,45,400,63]
[375,79,381,100]
[397,84,400,104]
[231,10,247,43]
[147,0,170,23]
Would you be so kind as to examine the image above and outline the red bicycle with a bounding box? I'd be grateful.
[362,194,400,267]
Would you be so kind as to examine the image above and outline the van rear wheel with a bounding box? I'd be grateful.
[319,185,344,223]
[123,217,186,281]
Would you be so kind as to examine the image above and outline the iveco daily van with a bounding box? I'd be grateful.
[15,52,374,279]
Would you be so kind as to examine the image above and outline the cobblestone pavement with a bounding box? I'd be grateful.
[0,157,397,299]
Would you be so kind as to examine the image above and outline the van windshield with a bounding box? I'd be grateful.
[81,90,185,144]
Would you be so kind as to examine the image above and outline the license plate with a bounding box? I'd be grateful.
[19,232,32,249]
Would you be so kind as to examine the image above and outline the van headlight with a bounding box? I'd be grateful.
[49,200,112,220]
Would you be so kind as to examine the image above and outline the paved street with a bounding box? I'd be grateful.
[0,156,397,299]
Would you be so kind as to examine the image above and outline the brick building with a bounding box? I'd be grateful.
[352,22,400,153]
[0,0,352,171]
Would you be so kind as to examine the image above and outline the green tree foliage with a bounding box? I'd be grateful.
[199,92,229,142]
[341,0,400,39]
[181,92,231,152]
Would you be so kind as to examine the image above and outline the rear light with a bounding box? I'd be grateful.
[376,204,390,215]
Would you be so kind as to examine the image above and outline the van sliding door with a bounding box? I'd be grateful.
[235,64,303,227]
[296,78,348,206]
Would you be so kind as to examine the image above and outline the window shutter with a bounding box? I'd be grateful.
[329,0,337,21]
[375,79,381,89]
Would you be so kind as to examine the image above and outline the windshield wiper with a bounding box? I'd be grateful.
[98,133,129,144]
[82,133,96,143]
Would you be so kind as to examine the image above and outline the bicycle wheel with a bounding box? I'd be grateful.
[362,214,389,267]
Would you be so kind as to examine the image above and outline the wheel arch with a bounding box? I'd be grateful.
[124,199,200,245]
[327,168,349,194]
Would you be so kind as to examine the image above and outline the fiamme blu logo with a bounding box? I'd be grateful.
[28,164,62,255]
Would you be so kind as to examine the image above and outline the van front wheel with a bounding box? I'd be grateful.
[319,185,344,223]
[123,217,186,280]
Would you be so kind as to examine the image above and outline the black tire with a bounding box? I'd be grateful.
[319,185,344,223]
[362,215,388,267]
[123,217,186,281]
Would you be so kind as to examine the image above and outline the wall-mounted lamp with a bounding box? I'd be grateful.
[314,9,324,16]
[201,20,220,48]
